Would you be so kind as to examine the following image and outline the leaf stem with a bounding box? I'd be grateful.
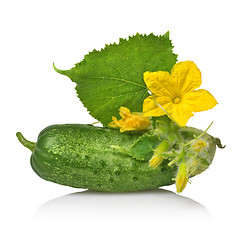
[168,146,186,166]
[184,122,213,147]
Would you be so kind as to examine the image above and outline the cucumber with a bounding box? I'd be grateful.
[16,124,218,192]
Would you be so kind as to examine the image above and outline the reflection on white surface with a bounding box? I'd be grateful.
[33,189,212,227]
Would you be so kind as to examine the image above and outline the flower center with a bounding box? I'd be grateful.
[173,97,181,104]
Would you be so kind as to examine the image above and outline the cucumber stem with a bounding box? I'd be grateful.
[16,132,36,152]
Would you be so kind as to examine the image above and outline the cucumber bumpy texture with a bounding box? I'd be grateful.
[17,124,217,192]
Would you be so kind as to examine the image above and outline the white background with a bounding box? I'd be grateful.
[1,0,239,239]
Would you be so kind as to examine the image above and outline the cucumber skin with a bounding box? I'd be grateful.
[30,124,216,192]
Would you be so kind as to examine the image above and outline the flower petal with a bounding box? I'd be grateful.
[169,103,194,126]
[119,106,131,119]
[182,89,217,112]
[143,71,175,97]
[142,95,172,117]
[109,116,122,128]
[121,115,151,132]
[171,61,202,95]
[109,106,151,132]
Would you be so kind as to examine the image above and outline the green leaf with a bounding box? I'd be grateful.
[54,32,177,126]
[110,132,160,161]
[128,133,160,161]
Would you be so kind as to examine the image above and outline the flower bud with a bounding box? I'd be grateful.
[193,139,207,152]
[176,162,188,193]
[149,153,164,168]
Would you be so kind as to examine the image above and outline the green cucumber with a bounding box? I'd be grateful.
[17,124,218,192]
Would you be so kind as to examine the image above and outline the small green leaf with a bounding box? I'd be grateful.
[110,132,160,161]
[54,32,177,125]
[129,133,160,161]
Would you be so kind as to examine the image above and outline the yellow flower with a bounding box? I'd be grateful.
[109,106,151,132]
[142,61,217,126]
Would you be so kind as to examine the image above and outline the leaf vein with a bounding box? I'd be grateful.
[87,88,148,103]
[115,52,142,79]
[81,76,146,88]
[91,89,148,115]
[145,38,160,71]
